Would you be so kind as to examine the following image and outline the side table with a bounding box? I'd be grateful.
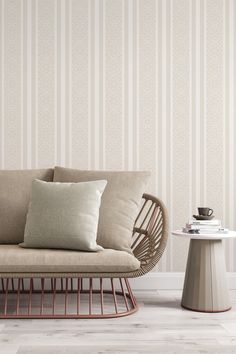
[172,230,236,312]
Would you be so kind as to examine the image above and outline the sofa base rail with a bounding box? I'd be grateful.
[0,277,138,319]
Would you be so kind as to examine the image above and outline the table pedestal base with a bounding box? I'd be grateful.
[181,239,231,312]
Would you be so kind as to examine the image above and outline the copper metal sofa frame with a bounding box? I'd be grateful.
[0,193,168,319]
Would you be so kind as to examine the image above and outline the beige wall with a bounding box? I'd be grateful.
[0,0,235,271]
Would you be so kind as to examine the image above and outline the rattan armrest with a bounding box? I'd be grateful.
[131,193,168,277]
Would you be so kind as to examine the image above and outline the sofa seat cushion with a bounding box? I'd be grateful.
[0,245,140,273]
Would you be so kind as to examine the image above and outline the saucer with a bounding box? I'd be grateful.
[193,215,215,221]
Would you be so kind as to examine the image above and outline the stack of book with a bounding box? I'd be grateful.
[183,219,228,234]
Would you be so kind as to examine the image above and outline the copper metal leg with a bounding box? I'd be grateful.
[0,277,138,319]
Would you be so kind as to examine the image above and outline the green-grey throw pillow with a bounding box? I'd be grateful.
[20,179,107,252]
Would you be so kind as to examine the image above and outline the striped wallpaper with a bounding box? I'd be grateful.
[0,0,235,272]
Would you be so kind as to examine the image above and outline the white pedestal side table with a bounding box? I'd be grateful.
[172,230,236,312]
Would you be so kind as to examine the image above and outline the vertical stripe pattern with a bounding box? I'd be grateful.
[0,0,235,271]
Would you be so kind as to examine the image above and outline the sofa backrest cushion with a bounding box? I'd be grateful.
[0,168,54,244]
[53,166,150,254]
[20,179,107,252]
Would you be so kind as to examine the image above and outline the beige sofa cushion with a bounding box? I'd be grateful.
[53,166,150,254]
[0,245,140,273]
[0,168,54,244]
[21,179,107,252]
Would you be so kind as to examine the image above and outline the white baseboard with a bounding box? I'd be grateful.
[129,272,236,290]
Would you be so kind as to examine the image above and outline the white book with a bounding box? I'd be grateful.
[188,219,221,226]
[186,224,221,230]
[198,228,228,234]
[183,227,228,234]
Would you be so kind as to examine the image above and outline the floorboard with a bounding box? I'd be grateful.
[0,290,236,353]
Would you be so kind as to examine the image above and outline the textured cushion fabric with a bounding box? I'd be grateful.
[0,168,54,244]
[0,245,140,273]
[20,179,107,252]
[53,166,150,253]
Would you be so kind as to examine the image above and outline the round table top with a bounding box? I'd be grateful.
[172,230,236,240]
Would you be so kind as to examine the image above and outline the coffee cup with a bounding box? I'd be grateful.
[198,207,213,216]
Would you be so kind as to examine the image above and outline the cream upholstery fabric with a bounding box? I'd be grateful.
[0,245,140,273]
[0,169,54,244]
[21,179,107,252]
[53,166,150,254]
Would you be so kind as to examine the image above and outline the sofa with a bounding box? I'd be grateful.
[0,167,168,319]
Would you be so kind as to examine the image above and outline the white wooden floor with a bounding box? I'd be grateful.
[0,290,236,354]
